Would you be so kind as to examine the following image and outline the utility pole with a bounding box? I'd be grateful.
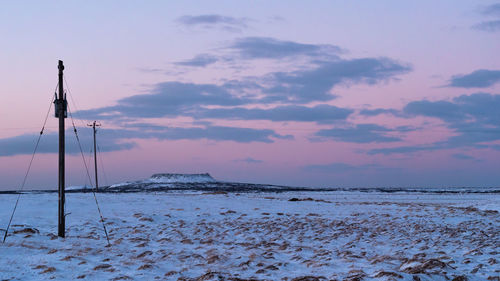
[55,60,67,238]
[88,121,101,191]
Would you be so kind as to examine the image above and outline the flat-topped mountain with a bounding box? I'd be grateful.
[99,172,294,193]
[148,173,215,183]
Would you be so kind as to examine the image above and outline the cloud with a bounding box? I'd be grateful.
[368,145,438,155]
[226,37,410,103]
[229,37,341,59]
[315,124,404,143]
[74,38,410,145]
[145,125,292,143]
[472,4,500,32]
[370,93,500,154]
[481,3,500,17]
[448,69,500,88]
[136,67,164,73]
[101,125,292,143]
[175,54,219,67]
[472,20,500,32]
[404,93,500,125]
[74,81,356,124]
[0,124,293,157]
[359,108,400,116]
[233,157,263,164]
[75,82,252,120]
[176,15,248,32]
[452,153,476,160]
[403,100,463,122]
[197,104,353,124]
[0,129,136,157]
[302,162,381,173]
[262,58,411,103]
[77,58,409,122]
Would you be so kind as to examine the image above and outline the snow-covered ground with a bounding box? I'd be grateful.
[0,191,498,280]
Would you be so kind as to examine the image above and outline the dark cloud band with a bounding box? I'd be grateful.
[448,69,500,88]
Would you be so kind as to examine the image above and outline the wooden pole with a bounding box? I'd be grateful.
[92,121,99,191]
[87,121,101,190]
[57,60,66,238]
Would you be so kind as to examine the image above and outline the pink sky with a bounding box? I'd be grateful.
[1,1,500,189]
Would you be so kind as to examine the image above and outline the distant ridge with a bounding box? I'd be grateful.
[1,173,499,194]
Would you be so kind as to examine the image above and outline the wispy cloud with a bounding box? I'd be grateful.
[369,93,500,154]
[359,108,400,117]
[233,157,263,164]
[176,14,249,32]
[262,57,411,103]
[67,38,412,154]
[174,54,219,67]
[0,124,292,157]
[136,67,164,73]
[75,81,252,120]
[452,153,476,160]
[139,125,292,143]
[303,162,382,173]
[74,81,356,124]
[196,105,353,124]
[0,129,135,157]
[229,37,341,60]
[315,124,405,143]
[78,37,410,121]
[472,3,500,32]
[448,69,500,88]
[481,3,500,17]
[472,20,500,32]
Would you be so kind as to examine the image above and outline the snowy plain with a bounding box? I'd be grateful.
[0,190,499,280]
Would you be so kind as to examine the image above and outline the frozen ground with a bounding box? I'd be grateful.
[0,191,498,280]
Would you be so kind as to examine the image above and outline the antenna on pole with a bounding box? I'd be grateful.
[55,60,67,238]
[88,121,101,191]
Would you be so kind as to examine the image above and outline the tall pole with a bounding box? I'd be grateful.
[88,121,101,191]
[57,60,66,238]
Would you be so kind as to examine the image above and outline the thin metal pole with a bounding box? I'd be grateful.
[57,60,66,238]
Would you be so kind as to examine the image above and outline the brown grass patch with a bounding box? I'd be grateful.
[40,267,56,274]
[138,264,153,270]
[60,255,75,261]
[136,250,153,258]
[93,263,113,271]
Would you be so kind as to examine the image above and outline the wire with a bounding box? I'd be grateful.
[97,144,109,187]
[67,103,111,246]
[64,76,88,128]
[84,148,93,188]
[3,87,56,243]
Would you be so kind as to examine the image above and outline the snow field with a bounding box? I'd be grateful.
[0,191,498,280]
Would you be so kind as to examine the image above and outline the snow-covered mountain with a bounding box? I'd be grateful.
[102,173,291,192]
[106,173,221,191]
[109,173,215,188]
[148,173,215,183]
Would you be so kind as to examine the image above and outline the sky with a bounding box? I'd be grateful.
[0,1,499,190]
